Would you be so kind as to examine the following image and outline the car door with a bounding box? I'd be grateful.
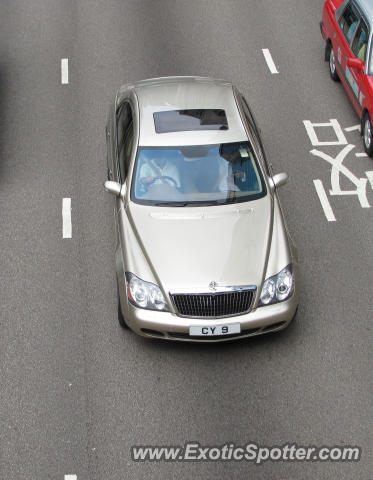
[113,100,134,222]
[106,104,116,181]
[117,118,134,186]
[349,16,370,116]
[239,95,272,178]
[335,1,363,113]
[115,101,132,183]
[114,102,135,287]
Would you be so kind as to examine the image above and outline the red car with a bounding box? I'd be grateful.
[321,0,373,156]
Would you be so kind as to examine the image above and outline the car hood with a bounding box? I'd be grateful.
[128,196,273,292]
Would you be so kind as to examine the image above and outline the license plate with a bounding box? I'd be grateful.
[189,323,241,336]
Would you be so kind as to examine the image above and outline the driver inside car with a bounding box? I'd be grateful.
[139,150,181,190]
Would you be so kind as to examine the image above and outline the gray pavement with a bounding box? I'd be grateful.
[0,1,372,479]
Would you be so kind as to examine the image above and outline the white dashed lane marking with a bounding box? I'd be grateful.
[62,198,72,238]
[61,58,69,84]
[262,49,279,74]
[64,475,77,480]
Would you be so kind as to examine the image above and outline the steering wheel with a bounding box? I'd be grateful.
[148,176,179,188]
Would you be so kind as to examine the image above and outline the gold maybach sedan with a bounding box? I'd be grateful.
[104,76,299,342]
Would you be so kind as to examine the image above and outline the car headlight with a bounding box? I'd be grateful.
[125,272,169,312]
[259,265,294,306]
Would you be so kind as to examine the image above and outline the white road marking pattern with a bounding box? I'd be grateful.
[62,198,72,238]
[310,145,370,208]
[64,476,77,480]
[304,118,371,221]
[345,124,360,132]
[262,49,279,74]
[313,180,336,222]
[61,58,69,84]
[303,119,347,146]
[366,171,373,188]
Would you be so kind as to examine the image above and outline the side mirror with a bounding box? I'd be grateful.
[272,172,288,189]
[104,180,126,199]
[347,57,364,72]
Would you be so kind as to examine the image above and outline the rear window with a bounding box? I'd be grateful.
[153,109,228,133]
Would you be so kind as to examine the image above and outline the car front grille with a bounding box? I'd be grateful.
[171,289,256,318]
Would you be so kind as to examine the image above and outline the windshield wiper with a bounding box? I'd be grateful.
[153,202,189,207]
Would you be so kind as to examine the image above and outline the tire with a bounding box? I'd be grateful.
[118,298,128,328]
[362,112,373,157]
[290,306,298,325]
[117,283,129,329]
[328,44,339,82]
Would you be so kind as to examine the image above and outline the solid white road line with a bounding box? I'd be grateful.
[262,49,279,74]
[62,198,72,238]
[61,58,69,84]
[356,152,368,157]
[345,124,360,132]
[366,171,373,188]
[64,476,77,480]
[313,179,336,222]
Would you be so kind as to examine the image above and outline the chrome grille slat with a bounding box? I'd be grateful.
[239,291,244,313]
[171,289,255,318]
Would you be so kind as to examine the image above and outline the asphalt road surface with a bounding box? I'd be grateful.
[1,1,372,479]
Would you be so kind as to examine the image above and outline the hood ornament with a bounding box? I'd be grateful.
[209,281,218,290]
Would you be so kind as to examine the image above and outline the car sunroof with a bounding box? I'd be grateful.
[153,109,228,133]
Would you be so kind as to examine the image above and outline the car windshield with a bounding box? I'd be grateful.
[370,41,373,76]
[131,142,266,206]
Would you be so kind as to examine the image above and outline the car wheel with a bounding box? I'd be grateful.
[118,298,129,329]
[117,283,129,329]
[362,113,373,157]
[328,45,339,82]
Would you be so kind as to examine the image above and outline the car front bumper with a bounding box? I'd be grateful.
[121,286,299,342]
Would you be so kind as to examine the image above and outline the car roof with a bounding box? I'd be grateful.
[356,0,373,22]
[339,0,373,24]
[131,77,248,146]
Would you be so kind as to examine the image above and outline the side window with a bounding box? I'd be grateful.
[116,102,133,182]
[116,103,129,154]
[338,3,359,45]
[241,97,257,134]
[241,97,270,175]
[351,20,369,62]
[121,123,134,180]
